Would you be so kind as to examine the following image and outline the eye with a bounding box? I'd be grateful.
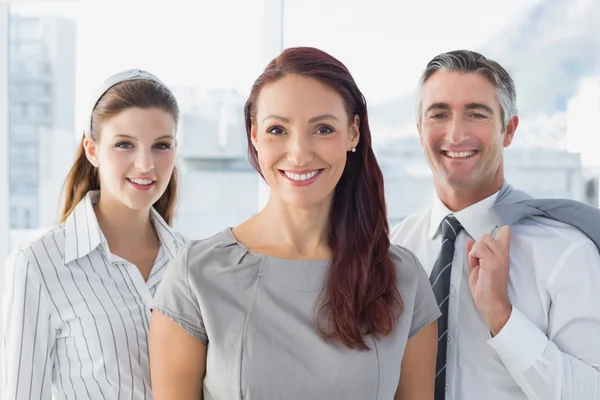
[430,113,446,119]
[267,125,285,135]
[472,113,487,119]
[315,125,334,135]
[115,141,133,149]
[154,142,172,150]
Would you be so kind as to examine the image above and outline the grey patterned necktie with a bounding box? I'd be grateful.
[430,215,463,400]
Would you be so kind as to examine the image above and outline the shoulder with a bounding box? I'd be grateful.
[5,224,67,281]
[13,224,66,262]
[171,228,257,279]
[510,216,599,285]
[160,228,264,302]
[170,228,192,248]
[181,228,240,261]
[390,204,432,242]
[512,216,594,249]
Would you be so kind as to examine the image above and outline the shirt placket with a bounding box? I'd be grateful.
[120,262,154,315]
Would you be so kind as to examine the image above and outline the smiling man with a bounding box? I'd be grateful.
[391,50,600,400]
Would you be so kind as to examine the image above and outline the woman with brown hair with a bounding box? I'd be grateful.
[150,48,440,400]
[2,69,187,400]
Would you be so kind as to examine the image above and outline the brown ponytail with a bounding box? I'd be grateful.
[59,135,100,223]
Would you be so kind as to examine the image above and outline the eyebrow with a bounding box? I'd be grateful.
[424,102,495,115]
[115,134,175,141]
[424,102,450,114]
[465,102,495,115]
[308,114,339,123]
[262,115,290,124]
[261,114,340,124]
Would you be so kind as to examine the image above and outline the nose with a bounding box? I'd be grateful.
[287,132,314,166]
[134,149,154,173]
[447,116,469,145]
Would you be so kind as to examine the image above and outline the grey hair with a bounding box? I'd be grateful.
[416,50,517,130]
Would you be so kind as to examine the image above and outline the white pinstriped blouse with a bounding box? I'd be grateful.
[1,191,188,400]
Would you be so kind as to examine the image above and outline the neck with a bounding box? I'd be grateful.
[256,195,332,259]
[436,173,504,212]
[94,193,157,249]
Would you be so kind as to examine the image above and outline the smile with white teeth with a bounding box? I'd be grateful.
[283,170,321,181]
[127,178,155,185]
[445,151,476,159]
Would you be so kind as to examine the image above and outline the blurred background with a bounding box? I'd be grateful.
[0,0,599,267]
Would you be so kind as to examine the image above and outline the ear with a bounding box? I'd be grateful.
[250,120,259,152]
[348,114,360,150]
[83,136,99,167]
[503,115,519,148]
[417,122,423,147]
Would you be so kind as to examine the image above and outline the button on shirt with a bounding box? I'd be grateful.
[2,191,188,400]
[391,191,600,400]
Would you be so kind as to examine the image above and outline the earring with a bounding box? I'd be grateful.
[351,147,356,153]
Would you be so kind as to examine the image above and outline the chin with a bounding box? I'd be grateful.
[125,202,153,212]
[122,196,158,212]
[279,192,333,210]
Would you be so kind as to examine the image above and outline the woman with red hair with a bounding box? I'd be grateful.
[149,47,440,399]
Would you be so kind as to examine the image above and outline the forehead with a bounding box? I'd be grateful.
[101,107,176,138]
[422,71,500,111]
[255,74,348,121]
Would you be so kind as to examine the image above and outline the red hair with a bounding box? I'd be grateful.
[244,47,402,349]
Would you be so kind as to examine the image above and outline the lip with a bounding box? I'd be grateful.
[279,169,324,187]
[126,177,156,192]
[441,150,479,160]
[441,149,478,153]
[281,169,322,174]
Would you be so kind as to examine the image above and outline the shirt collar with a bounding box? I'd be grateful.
[429,189,500,241]
[64,191,105,264]
[64,191,185,264]
[149,205,184,261]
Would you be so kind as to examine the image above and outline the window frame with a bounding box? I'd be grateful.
[0,3,9,272]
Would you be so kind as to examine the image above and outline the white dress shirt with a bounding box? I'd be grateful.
[1,191,188,400]
[391,190,600,400]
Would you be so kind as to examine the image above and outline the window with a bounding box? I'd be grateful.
[24,209,31,229]
[283,0,600,222]
[6,0,271,247]
[3,0,599,253]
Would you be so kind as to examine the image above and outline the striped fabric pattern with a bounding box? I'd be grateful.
[1,191,188,400]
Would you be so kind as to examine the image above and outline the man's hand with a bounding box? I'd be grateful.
[465,226,513,336]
